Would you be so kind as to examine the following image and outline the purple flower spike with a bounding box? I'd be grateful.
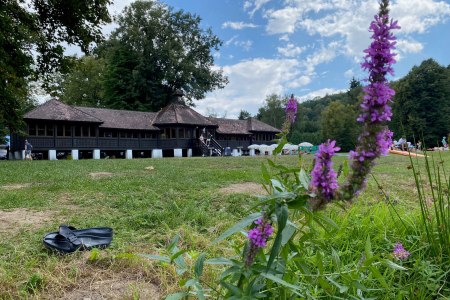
[311,140,340,201]
[393,243,410,260]
[245,215,274,266]
[285,94,298,125]
[341,0,400,201]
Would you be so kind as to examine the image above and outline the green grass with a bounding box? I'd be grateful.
[0,153,449,298]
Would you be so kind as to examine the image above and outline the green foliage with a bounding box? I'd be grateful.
[321,101,360,151]
[100,0,227,111]
[238,110,251,120]
[57,56,107,107]
[256,94,287,130]
[0,0,111,135]
[391,59,450,146]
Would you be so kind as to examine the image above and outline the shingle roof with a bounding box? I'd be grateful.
[25,100,280,133]
[210,117,281,134]
[153,103,215,126]
[76,106,158,130]
[24,99,102,123]
[247,118,281,133]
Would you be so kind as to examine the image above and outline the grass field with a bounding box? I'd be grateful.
[0,153,448,298]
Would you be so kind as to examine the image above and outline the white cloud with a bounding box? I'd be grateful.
[222,21,259,30]
[344,69,354,79]
[196,58,304,118]
[263,0,450,62]
[396,39,424,53]
[224,35,253,51]
[265,7,301,34]
[299,88,345,102]
[277,43,305,57]
[279,34,290,41]
[244,0,272,17]
[301,42,341,75]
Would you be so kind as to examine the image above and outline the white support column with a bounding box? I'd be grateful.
[174,148,182,157]
[249,149,255,156]
[93,149,100,159]
[49,150,57,160]
[126,149,133,159]
[232,149,239,157]
[152,149,163,158]
[187,148,192,157]
[71,150,79,160]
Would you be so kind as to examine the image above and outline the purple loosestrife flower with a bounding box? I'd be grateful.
[341,0,400,201]
[245,216,274,267]
[310,140,340,203]
[285,94,298,125]
[393,243,410,260]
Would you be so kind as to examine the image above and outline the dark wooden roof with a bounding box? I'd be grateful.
[24,99,102,123]
[76,106,158,130]
[26,100,280,133]
[211,117,280,134]
[153,103,215,127]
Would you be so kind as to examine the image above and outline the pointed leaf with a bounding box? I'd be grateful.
[298,168,310,190]
[205,257,235,266]
[165,292,188,300]
[213,212,262,244]
[139,254,171,263]
[195,253,206,278]
[261,163,270,183]
[267,205,288,269]
[382,259,407,271]
[365,236,373,260]
[260,273,303,295]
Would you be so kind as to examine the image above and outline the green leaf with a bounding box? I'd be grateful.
[220,281,243,296]
[326,277,349,293]
[287,194,309,209]
[260,273,303,295]
[365,236,373,260]
[342,159,349,177]
[205,257,235,266]
[194,281,206,300]
[281,221,297,246]
[369,266,389,289]
[139,254,170,263]
[170,249,187,263]
[331,248,341,272]
[382,259,407,271]
[271,179,286,194]
[298,168,310,190]
[267,205,288,269]
[165,292,188,300]
[167,235,180,252]
[194,253,206,278]
[213,212,262,244]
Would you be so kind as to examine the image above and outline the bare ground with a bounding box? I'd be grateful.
[0,208,53,234]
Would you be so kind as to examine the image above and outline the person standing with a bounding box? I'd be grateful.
[25,139,33,160]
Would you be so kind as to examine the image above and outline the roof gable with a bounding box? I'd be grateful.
[211,117,281,134]
[153,103,214,126]
[24,99,102,123]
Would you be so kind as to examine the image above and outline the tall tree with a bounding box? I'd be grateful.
[101,1,228,111]
[256,94,286,129]
[391,59,450,146]
[0,0,111,138]
[321,101,359,151]
[57,56,107,107]
[238,110,251,120]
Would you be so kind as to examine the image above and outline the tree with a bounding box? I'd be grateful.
[256,94,286,129]
[101,1,228,111]
[238,110,251,120]
[391,59,450,146]
[0,0,111,137]
[57,56,107,107]
[321,101,359,151]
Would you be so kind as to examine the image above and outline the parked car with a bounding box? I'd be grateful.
[0,149,7,160]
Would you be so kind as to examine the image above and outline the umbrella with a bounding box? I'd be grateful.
[248,144,259,149]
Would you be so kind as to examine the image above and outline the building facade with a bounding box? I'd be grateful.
[10,94,280,160]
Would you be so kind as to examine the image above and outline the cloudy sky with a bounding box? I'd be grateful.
[69,0,450,118]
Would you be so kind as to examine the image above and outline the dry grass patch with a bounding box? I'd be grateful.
[1,183,33,190]
[0,208,53,234]
[89,172,114,179]
[219,182,266,196]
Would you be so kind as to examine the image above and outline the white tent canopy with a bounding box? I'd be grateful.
[299,142,313,147]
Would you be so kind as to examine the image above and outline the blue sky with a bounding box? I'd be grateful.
[74,0,450,118]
